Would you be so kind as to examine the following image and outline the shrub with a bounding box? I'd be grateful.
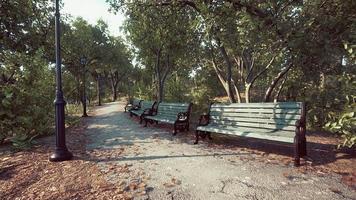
[325,97,356,148]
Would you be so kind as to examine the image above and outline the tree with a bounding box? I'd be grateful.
[103,37,132,101]
[0,0,55,145]
[122,3,199,101]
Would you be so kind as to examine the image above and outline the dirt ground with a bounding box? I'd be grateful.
[0,102,355,200]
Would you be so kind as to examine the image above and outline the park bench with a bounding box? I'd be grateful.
[144,102,193,135]
[195,102,307,166]
[124,99,142,112]
[129,100,157,123]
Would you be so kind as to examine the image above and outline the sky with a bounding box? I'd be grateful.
[62,0,125,36]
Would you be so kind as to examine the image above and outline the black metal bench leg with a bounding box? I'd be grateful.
[173,124,177,136]
[201,132,206,139]
[207,132,213,140]
[294,135,300,167]
[144,119,148,127]
[186,123,189,131]
[194,130,199,144]
[139,116,143,124]
[301,136,307,157]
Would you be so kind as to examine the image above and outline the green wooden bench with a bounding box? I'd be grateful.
[195,102,307,166]
[144,102,193,135]
[129,100,157,123]
[124,98,142,112]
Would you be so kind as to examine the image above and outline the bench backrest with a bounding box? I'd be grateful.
[132,99,142,107]
[140,101,156,111]
[209,102,305,136]
[156,102,192,121]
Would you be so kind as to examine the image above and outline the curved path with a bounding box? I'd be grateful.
[85,102,355,200]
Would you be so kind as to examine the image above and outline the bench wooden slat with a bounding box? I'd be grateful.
[158,103,190,107]
[157,109,188,114]
[209,111,301,120]
[197,124,295,136]
[141,101,155,110]
[212,102,302,109]
[209,120,296,131]
[196,125,294,143]
[210,116,298,126]
[156,110,186,115]
[210,107,301,114]
[145,115,176,124]
[158,107,188,111]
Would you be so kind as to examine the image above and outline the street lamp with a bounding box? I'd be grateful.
[80,56,88,117]
[49,0,73,162]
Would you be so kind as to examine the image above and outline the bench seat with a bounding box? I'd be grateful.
[144,116,176,124]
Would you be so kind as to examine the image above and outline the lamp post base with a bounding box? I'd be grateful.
[82,113,88,117]
[49,148,73,162]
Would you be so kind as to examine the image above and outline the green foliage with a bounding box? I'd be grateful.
[189,85,215,120]
[321,72,356,148]
[10,134,36,150]
[0,51,55,147]
[325,104,356,148]
[65,103,83,116]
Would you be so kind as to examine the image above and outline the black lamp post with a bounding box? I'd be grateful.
[80,56,88,117]
[49,0,73,162]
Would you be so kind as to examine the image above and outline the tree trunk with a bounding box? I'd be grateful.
[245,83,251,103]
[112,86,117,102]
[210,51,241,103]
[264,63,293,102]
[96,74,102,106]
[158,82,164,102]
[232,79,242,103]
[217,40,236,103]
[110,73,118,102]
[76,76,81,104]
[155,48,163,102]
[274,74,287,103]
[244,56,275,103]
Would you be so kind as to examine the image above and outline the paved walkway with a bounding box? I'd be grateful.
[85,102,355,200]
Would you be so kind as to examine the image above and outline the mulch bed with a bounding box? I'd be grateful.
[0,119,144,200]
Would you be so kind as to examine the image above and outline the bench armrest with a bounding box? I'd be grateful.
[143,108,157,116]
[177,112,189,122]
[198,114,210,126]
